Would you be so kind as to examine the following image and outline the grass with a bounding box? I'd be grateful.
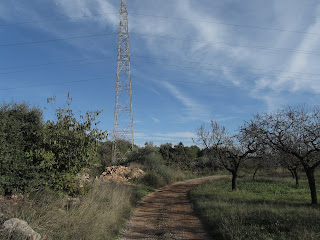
[0,182,153,240]
[189,176,320,240]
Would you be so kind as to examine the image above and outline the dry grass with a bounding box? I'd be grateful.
[1,182,134,240]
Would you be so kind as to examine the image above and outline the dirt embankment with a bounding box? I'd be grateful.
[119,176,223,240]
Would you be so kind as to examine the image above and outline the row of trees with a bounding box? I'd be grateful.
[97,140,201,170]
[196,106,320,204]
[0,96,106,195]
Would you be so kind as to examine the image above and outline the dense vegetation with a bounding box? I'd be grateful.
[0,96,106,196]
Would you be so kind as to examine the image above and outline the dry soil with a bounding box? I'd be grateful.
[119,176,223,240]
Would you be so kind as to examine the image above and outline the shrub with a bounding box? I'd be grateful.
[0,102,45,195]
[0,95,107,196]
[142,172,166,188]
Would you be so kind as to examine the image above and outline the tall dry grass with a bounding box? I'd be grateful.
[1,182,133,239]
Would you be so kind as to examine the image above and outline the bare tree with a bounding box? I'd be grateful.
[277,151,300,185]
[242,106,320,204]
[196,121,255,191]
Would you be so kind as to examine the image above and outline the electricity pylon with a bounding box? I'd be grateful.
[112,0,134,163]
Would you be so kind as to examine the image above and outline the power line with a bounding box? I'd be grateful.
[0,12,118,28]
[0,59,116,75]
[1,30,320,57]
[132,74,320,96]
[129,12,320,36]
[1,53,320,79]
[0,32,117,47]
[0,76,107,91]
[131,59,319,83]
[1,55,319,85]
[130,32,320,56]
[1,10,320,37]
[133,55,320,77]
[0,56,116,70]
[2,72,319,97]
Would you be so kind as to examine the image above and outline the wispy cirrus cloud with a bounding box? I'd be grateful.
[161,81,211,121]
[151,117,160,123]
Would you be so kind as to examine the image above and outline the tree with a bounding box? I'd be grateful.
[242,106,320,204]
[277,151,300,185]
[196,121,256,191]
[0,102,44,195]
[159,143,173,164]
[41,95,107,192]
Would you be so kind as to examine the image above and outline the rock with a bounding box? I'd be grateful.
[3,218,41,240]
[99,166,146,183]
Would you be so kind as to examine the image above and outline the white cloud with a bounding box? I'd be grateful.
[249,3,320,110]
[151,117,160,123]
[161,81,210,121]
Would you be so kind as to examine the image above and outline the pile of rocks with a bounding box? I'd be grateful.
[99,166,145,183]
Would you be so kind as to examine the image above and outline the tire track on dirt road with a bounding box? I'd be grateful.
[119,176,224,240]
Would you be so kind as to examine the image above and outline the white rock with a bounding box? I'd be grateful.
[3,218,41,240]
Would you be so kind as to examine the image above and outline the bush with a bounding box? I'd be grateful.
[0,96,107,196]
[0,102,45,195]
[142,172,166,188]
[41,95,107,192]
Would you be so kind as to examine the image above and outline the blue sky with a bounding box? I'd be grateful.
[1,0,320,146]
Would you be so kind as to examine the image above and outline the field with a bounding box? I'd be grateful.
[189,173,320,240]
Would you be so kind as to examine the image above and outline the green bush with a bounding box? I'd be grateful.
[0,102,45,195]
[142,171,166,188]
[0,96,107,196]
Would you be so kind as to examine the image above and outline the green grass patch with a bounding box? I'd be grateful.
[189,177,320,240]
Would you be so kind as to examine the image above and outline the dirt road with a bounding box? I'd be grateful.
[119,176,222,240]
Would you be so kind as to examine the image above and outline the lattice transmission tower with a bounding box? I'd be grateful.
[112,0,134,163]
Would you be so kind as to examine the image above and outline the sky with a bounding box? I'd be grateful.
[1,0,320,146]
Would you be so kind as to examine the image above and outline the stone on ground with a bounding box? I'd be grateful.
[3,218,41,240]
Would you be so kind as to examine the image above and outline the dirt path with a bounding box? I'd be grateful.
[119,176,222,240]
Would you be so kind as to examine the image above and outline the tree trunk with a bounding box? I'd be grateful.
[252,166,260,180]
[232,172,238,191]
[293,168,299,185]
[304,166,317,204]
[289,169,295,179]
